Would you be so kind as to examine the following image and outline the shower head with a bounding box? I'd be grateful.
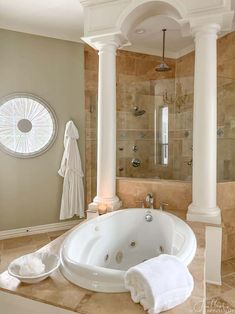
[133,106,146,116]
[155,61,171,72]
[155,29,171,72]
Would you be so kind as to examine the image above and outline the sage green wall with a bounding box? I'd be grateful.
[0,29,85,231]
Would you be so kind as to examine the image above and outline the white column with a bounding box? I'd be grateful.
[187,24,221,224]
[89,40,121,211]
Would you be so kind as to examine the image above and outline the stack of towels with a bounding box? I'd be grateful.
[124,254,194,314]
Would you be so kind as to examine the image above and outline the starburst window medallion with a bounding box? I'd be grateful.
[0,94,57,158]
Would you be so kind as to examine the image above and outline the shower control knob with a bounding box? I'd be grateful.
[131,158,141,167]
[133,145,138,152]
[187,159,193,166]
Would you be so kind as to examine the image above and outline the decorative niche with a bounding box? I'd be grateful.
[0,93,58,158]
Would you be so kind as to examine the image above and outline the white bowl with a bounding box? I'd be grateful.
[8,252,60,284]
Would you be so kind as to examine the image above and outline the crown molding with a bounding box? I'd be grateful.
[80,0,116,7]
[82,32,130,50]
[121,44,177,59]
[121,42,195,59]
[186,0,232,16]
[176,44,195,58]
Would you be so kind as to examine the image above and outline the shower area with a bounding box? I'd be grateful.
[116,45,194,182]
[116,73,194,181]
[85,31,235,205]
[116,41,235,183]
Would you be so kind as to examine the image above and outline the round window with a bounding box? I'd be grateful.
[0,94,57,158]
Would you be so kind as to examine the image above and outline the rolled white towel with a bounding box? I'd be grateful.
[124,254,194,314]
[18,255,45,277]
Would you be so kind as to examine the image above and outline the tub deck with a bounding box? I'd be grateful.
[0,212,206,314]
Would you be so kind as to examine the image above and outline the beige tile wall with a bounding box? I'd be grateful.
[115,49,194,181]
[217,32,235,182]
[116,177,192,211]
[218,182,235,260]
[116,51,176,180]
[84,46,98,206]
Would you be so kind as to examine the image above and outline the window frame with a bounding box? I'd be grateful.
[0,93,58,158]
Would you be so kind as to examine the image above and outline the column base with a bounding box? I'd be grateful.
[88,195,122,212]
[187,203,221,224]
[206,226,222,285]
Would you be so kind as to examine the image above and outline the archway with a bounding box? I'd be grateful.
[117,0,187,38]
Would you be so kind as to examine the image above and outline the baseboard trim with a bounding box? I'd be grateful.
[0,220,81,240]
[206,279,222,286]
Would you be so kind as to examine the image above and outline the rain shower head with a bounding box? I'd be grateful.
[155,62,171,72]
[133,106,146,116]
[155,29,171,72]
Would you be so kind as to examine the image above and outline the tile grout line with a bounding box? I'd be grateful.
[222,271,235,278]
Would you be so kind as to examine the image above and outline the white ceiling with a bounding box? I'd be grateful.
[0,0,84,42]
[127,15,194,58]
[0,0,234,57]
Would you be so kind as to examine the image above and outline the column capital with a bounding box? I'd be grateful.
[187,11,234,37]
[82,32,130,52]
[191,23,221,39]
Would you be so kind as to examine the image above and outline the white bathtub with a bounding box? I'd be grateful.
[60,208,197,293]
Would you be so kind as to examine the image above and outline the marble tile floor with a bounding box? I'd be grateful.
[0,231,234,313]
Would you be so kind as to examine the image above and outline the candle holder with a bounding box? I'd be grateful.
[98,204,108,215]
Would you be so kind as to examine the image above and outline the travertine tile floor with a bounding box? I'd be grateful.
[0,231,234,313]
[207,258,235,313]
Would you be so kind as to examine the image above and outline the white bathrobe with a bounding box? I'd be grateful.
[58,121,84,219]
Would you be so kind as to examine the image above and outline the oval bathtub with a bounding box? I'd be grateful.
[60,208,197,293]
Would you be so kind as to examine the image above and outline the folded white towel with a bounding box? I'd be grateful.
[124,254,194,314]
[18,255,45,277]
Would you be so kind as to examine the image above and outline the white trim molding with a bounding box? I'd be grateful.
[205,226,222,285]
[122,43,195,59]
[0,220,81,240]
